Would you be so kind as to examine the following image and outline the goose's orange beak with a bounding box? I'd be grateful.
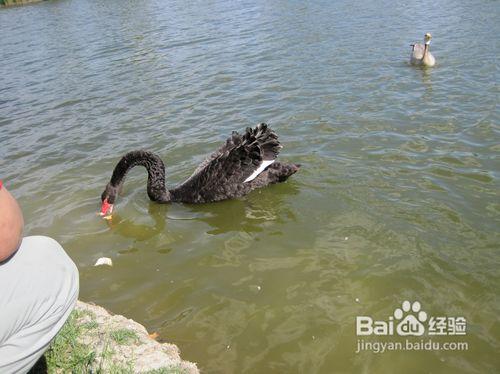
[99,198,113,219]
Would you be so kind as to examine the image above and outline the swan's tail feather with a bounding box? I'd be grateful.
[242,123,282,161]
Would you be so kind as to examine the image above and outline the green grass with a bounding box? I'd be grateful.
[81,320,99,330]
[110,328,139,345]
[43,311,96,373]
[143,367,188,374]
[37,309,136,373]
[106,361,134,374]
[30,308,188,374]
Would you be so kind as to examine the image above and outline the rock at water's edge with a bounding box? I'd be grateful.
[76,301,198,373]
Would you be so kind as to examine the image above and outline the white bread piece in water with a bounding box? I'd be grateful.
[94,257,113,266]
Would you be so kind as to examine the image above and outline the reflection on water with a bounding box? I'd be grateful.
[420,67,433,93]
[1,0,499,372]
[105,208,166,241]
[194,184,300,235]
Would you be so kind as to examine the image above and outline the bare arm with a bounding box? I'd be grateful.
[0,182,24,262]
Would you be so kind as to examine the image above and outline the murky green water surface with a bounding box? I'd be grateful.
[1,0,499,372]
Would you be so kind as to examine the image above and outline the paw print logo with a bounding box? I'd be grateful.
[394,301,427,336]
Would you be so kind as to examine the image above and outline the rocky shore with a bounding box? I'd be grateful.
[40,301,198,373]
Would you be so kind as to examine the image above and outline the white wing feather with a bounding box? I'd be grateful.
[244,160,275,183]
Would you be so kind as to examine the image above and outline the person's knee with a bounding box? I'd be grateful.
[25,236,79,307]
[1,235,79,325]
[0,236,79,373]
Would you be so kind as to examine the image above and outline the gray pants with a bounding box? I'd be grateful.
[0,236,79,374]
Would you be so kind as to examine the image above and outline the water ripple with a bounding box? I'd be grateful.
[1,0,499,373]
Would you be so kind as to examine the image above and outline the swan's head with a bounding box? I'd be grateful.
[424,33,432,45]
[100,183,118,219]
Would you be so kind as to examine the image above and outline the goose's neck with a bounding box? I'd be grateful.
[423,43,430,58]
[110,150,171,203]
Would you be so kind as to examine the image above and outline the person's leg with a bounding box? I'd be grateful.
[0,236,79,374]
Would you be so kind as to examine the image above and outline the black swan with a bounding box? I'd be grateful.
[100,123,300,218]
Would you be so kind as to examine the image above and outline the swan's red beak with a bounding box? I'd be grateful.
[99,198,113,219]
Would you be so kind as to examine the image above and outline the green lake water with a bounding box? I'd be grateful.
[1,0,499,372]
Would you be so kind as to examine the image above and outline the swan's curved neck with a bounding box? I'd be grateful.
[110,150,171,203]
[423,43,430,58]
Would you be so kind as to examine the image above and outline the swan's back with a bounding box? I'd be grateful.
[172,123,298,203]
[410,43,426,62]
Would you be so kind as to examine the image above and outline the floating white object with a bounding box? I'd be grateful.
[94,257,113,267]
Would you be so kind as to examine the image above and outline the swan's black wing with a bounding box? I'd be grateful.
[172,123,282,202]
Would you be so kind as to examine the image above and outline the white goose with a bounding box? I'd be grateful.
[410,33,436,67]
